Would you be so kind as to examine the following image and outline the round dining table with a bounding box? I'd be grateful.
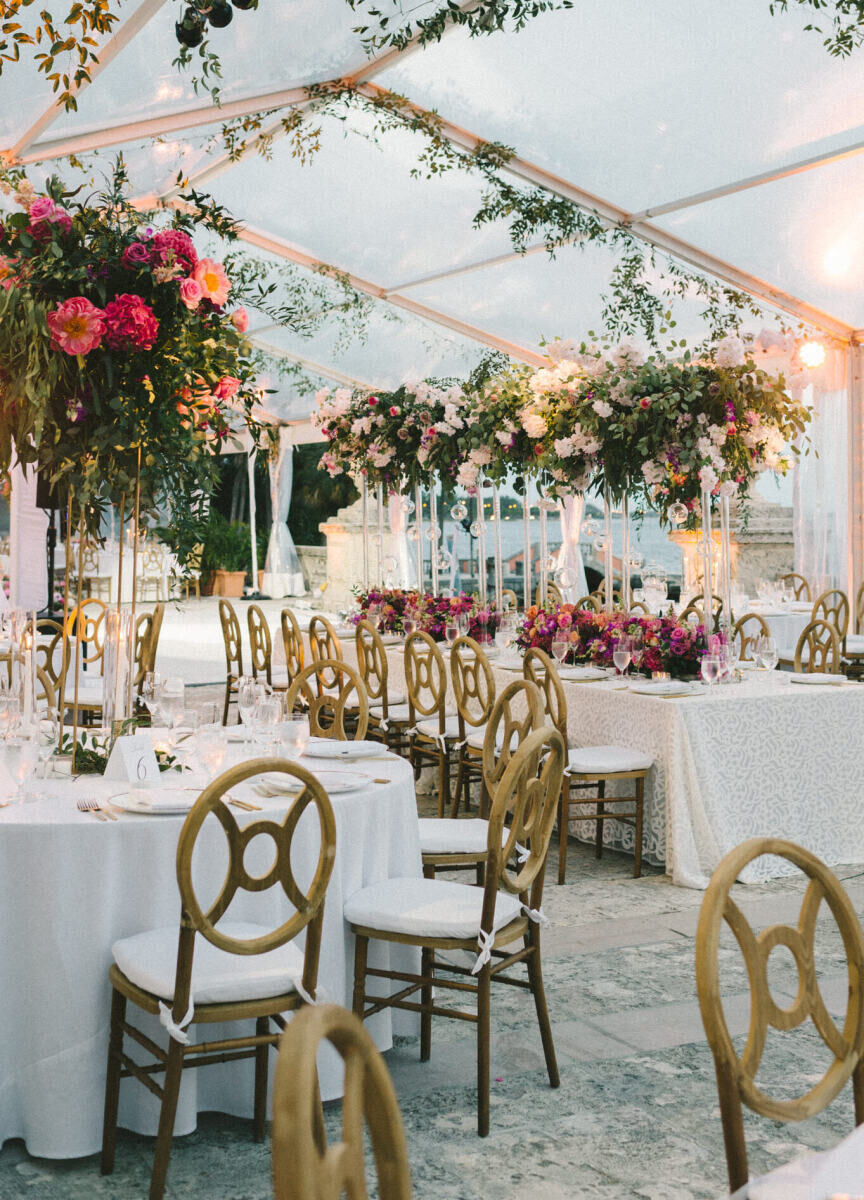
[0,737,421,1159]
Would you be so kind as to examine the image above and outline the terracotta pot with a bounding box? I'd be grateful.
[211,569,246,598]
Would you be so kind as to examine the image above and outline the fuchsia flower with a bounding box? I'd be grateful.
[47,297,106,356]
[151,229,198,274]
[103,293,159,351]
[231,307,249,333]
[179,276,203,311]
[193,258,230,306]
[368,396,379,406]
[28,197,71,239]
[122,242,151,269]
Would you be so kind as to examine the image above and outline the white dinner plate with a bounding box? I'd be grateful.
[302,740,384,760]
[110,788,197,815]
[789,672,848,686]
[559,667,608,682]
[628,681,700,697]
[261,769,367,795]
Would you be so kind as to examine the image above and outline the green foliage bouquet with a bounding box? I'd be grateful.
[0,161,260,549]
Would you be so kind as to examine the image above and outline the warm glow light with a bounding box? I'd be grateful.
[800,340,826,369]
[823,239,853,277]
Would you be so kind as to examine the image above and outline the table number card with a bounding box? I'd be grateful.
[103,735,160,785]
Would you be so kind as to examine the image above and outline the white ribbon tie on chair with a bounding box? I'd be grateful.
[522,905,548,925]
[293,978,320,1006]
[159,999,195,1045]
[471,930,495,975]
[515,841,530,863]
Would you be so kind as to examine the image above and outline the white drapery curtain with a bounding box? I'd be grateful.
[262,428,305,597]
[792,349,850,595]
[555,495,588,600]
[10,464,46,611]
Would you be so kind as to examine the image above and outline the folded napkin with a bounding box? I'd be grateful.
[127,787,196,812]
[789,673,848,685]
[749,1121,864,1199]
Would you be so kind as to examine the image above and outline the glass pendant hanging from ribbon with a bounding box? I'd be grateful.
[602,488,614,615]
[521,480,532,611]
[491,484,504,614]
[414,484,425,592]
[475,479,487,606]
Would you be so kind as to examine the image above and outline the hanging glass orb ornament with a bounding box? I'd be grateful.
[555,567,578,589]
[469,522,480,538]
[400,496,415,514]
[437,550,453,572]
[205,1,233,26]
[425,524,439,542]
[545,555,558,573]
[668,501,689,526]
[407,525,420,542]
[581,517,599,538]
[450,501,468,521]
[175,6,206,46]
[628,551,645,571]
[593,533,610,552]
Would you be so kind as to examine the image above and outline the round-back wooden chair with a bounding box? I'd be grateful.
[847,583,864,677]
[246,603,287,691]
[355,619,409,754]
[101,758,337,1200]
[576,594,600,612]
[147,601,164,676]
[812,588,850,647]
[347,725,566,1137]
[280,607,305,683]
[284,659,369,741]
[132,612,153,700]
[732,612,770,664]
[0,652,57,713]
[794,618,842,674]
[780,572,811,601]
[523,646,651,883]
[272,1004,412,1200]
[405,630,456,819]
[35,619,68,689]
[628,601,649,614]
[450,635,496,819]
[855,580,864,635]
[534,581,564,606]
[64,598,107,673]
[308,614,343,695]
[501,587,519,612]
[695,838,864,1194]
[218,599,243,726]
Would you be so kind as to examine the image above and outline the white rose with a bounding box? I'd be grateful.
[698,464,719,491]
[469,446,492,466]
[612,341,644,368]
[520,409,547,438]
[456,461,479,490]
[718,480,739,498]
[714,334,746,369]
[592,399,613,418]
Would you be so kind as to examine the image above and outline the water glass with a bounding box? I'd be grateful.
[613,639,632,676]
[456,614,470,637]
[197,729,227,778]
[402,615,416,638]
[444,622,458,645]
[141,671,161,716]
[13,739,40,803]
[0,693,21,743]
[252,695,283,754]
[757,636,779,671]
[551,638,569,666]
[36,715,59,778]
[237,677,262,727]
[700,656,721,686]
[160,677,185,729]
[279,715,310,761]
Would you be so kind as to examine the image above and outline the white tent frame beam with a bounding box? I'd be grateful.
[249,336,378,391]
[385,239,550,293]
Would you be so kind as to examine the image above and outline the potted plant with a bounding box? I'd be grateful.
[200,513,251,596]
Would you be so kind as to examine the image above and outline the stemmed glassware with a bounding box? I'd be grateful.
[444,618,458,645]
[159,677,185,730]
[612,636,632,677]
[12,739,39,803]
[237,676,268,728]
[252,695,283,754]
[36,714,59,779]
[279,714,310,761]
[700,656,721,686]
[551,636,569,668]
[141,671,162,722]
[756,636,779,671]
[0,688,21,744]
[402,606,417,638]
[630,629,644,677]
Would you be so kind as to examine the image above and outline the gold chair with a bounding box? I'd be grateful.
[405,630,458,818]
[35,618,68,690]
[450,635,496,818]
[419,678,544,881]
[62,599,107,722]
[524,647,651,882]
[812,587,850,650]
[133,612,153,705]
[780,571,811,601]
[308,614,343,695]
[355,619,410,754]
[135,540,167,603]
[284,659,369,741]
[147,601,164,676]
[628,600,649,614]
[174,542,203,601]
[501,587,519,612]
[280,607,305,684]
[347,726,565,1137]
[845,582,864,676]
[576,594,601,612]
[695,838,864,1195]
[0,653,57,712]
[732,612,770,663]
[534,581,564,606]
[218,598,243,725]
[101,758,336,1200]
[271,1004,412,1200]
[793,617,842,674]
[247,603,288,691]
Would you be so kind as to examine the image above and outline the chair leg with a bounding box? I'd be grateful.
[633,777,644,879]
[222,681,231,727]
[437,748,451,820]
[420,947,433,1062]
[558,782,569,885]
[253,1016,269,1143]
[149,1037,185,1200]
[595,779,606,859]
[526,930,560,1089]
[450,753,465,819]
[100,988,127,1175]
[352,934,369,1019]
[477,964,491,1137]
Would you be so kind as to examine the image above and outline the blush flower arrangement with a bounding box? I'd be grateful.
[0,160,259,543]
[352,588,500,642]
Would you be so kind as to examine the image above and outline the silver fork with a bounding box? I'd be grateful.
[76,795,108,821]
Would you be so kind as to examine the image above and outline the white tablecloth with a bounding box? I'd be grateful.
[0,746,420,1158]
[489,668,864,889]
[748,603,812,657]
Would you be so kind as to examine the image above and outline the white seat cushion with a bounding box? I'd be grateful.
[419,817,502,855]
[370,701,411,722]
[846,633,864,655]
[112,921,305,1004]
[344,877,523,939]
[369,690,407,708]
[416,715,461,741]
[71,676,104,703]
[567,745,652,775]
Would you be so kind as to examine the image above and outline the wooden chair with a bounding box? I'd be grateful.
[174,542,203,601]
[247,603,288,691]
[355,619,410,754]
[846,582,864,677]
[308,614,343,695]
[732,612,770,663]
[135,541,167,603]
[0,653,57,713]
[284,659,369,741]
[133,612,153,703]
[405,630,458,819]
[80,541,112,601]
[793,617,842,674]
[101,758,336,1200]
[695,838,864,1194]
[812,587,850,649]
[780,571,810,601]
[271,1004,412,1200]
[280,607,305,684]
[35,619,68,690]
[62,599,108,722]
[347,726,565,1136]
[450,635,496,818]
[501,587,519,612]
[534,581,564,606]
[628,600,649,614]
[524,647,651,882]
[576,594,600,612]
[419,678,544,882]
[218,599,243,726]
[147,601,164,676]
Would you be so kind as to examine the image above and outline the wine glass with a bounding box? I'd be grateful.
[141,671,161,718]
[444,620,458,645]
[253,695,282,754]
[613,638,632,677]
[160,677,185,729]
[700,656,721,686]
[630,630,644,677]
[197,728,227,778]
[279,715,310,761]
[402,610,416,638]
[237,676,260,728]
[551,637,569,667]
[757,636,779,671]
[456,613,469,638]
[0,692,21,744]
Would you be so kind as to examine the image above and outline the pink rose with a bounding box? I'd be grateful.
[368,396,378,406]
[389,406,400,416]
[179,276,203,311]
[28,196,71,239]
[231,307,249,333]
[639,397,651,409]
[46,297,106,356]
[214,376,241,401]
[103,293,159,351]
[28,197,55,223]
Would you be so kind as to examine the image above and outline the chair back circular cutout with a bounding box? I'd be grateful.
[355,619,388,706]
[812,588,850,642]
[285,659,369,741]
[628,601,649,614]
[218,599,243,679]
[732,612,770,663]
[450,636,495,735]
[794,618,842,674]
[780,572,811,601]
[482,679,544,795]
[272,1004,412,1200]
[64,598,107,671]
[247,603,272,683]
[177,757,336,957]
[280,607,305,682]
[404,630,447,726]
[485,726,565,907]
[308,615,343,693]
[576,594,600,612]
[695,838,864,1131]
[522,647,567,741]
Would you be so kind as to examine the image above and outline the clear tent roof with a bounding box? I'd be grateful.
[1,0,862,418]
